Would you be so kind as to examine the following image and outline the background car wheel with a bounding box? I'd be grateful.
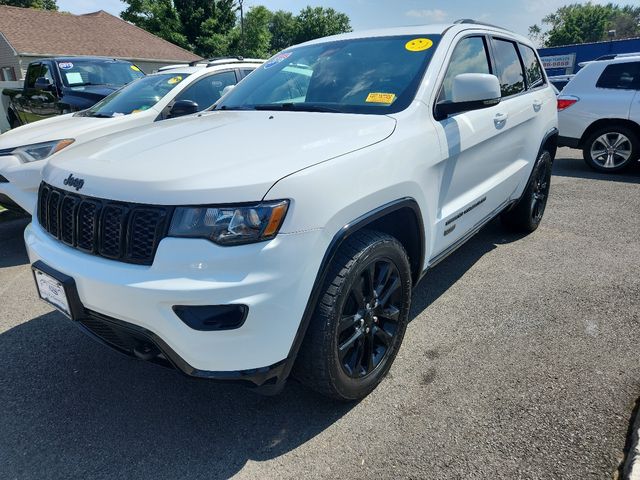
[501,149,553,233]
[294,230,412,401]
[582,125,638,172]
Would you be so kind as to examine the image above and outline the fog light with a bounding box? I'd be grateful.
[173,305,248,331]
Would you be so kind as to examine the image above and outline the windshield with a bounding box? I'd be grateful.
[216,35,441,114]
[84,73,191,118]
[57,60,145,88]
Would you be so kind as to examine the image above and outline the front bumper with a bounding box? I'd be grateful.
[25,220,327,383]
[0,154,41,214]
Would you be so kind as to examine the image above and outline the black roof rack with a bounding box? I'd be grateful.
[188,56,245,67]
[595,52,640,61]
[454,18,511,32]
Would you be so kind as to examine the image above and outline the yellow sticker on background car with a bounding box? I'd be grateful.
[168,76,183,85]
[405,38,433,52]
[130,65,141,72]
[366,93,397,104]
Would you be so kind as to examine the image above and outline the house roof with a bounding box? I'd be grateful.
[0,6,201,63]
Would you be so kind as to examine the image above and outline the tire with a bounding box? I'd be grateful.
[501,149,553,233]
[582,125,639,172]
[293,230,412,401]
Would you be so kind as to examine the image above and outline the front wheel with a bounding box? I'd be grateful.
[501,149,553,233]
[582,126,638,172]
[293,230,412,401]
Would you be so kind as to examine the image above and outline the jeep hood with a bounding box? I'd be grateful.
[45,110,396,204]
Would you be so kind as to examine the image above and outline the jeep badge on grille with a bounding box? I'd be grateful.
[63,174,85,191]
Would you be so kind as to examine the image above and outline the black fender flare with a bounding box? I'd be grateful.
[276,197,426,388]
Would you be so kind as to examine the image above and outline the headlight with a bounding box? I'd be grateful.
[168,200,289,246]
[12,139,75,163]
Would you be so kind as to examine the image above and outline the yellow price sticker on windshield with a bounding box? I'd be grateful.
[130,65,141,72]
[168,76,183,85]
[405,38,433,52]
[366,92,396,104]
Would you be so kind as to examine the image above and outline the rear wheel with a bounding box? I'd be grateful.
[583,125,638,172]
[294,230,412,401]
[501,149,552,233]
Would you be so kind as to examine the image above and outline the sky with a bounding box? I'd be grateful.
[56,0,639,38]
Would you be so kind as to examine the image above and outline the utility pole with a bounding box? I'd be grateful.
[239,0,244,53]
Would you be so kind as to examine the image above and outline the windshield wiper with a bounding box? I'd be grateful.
[86,112,114,118]
[216,105,255,111]
[253,103,342,113]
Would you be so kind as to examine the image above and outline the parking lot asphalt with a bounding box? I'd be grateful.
[0,148,638,480]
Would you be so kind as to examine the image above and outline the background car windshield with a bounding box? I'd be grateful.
[58,60,145,88]
[217,35,441,114]
[85,73,191,117]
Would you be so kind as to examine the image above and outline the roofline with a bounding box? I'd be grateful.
[16,52,200,64]
[0,31,17,56]
[105,12,202,60]
[0,6,202,63]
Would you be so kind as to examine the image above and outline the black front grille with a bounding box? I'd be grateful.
[37,183,171,265]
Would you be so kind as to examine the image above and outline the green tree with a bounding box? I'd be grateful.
[121,0,238,57]
[295,6,351,44]
[0,0,57,9]
[234,5,272,58]
[121,0,189,50]
[269,10,297,53]
[530,3,640,47]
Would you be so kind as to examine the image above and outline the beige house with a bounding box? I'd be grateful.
[0,5,201,80]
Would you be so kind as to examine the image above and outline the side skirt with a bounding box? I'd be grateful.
[420,198,516,278]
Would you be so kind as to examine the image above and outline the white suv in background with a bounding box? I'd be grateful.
[26,21,557,400]
[557,54,640,172]
[0,58,263,214]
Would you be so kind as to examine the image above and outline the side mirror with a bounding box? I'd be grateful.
[169,99,199,118]
[34,77,53,91]
[435,73,501,120]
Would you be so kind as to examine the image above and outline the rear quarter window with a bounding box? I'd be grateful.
[518,44,545,89]
[491,38,526,97]
[596,62,640,90]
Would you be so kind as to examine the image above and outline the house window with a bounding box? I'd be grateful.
[0,66,17,81]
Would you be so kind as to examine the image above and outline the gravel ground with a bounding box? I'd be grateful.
[0,148,638,480]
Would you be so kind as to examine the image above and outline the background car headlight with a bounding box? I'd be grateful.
[12,139,75,163]
[168,200,289,245]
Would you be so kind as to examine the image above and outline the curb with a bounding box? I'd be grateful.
[624,404,640,480]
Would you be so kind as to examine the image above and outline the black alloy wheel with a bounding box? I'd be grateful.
[294,230,412,401]
[337,258,402,379]
[501,149,553,233]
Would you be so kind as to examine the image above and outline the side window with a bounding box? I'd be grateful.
[518,44,545,89]
[240,68,255,78]
[26,63,53,89]
[439,36,491,103]
[596,62,640,90]
[0,66,17,82]
[175,71,238,110]
[26,64,42,88]
[491,38,526,97]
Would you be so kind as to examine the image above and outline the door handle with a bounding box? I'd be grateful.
[533,100,543,112]
[494,113,508,129]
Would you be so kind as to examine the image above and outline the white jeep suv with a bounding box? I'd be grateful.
[557,54,640,172]
[26,21,558,400]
